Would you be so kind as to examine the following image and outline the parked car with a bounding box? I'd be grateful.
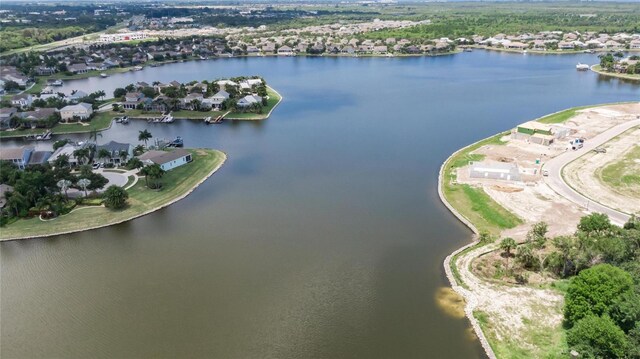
[569,138,585,150]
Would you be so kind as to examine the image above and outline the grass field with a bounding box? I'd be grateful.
[0,111,114,139]
[474,310,567,359]
[0,149,225,240]
[441,131,522,236]
[600,145,640,199]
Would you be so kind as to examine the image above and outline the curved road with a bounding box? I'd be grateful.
[542,117,639,226]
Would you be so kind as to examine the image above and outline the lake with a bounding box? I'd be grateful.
[1,51,638,358]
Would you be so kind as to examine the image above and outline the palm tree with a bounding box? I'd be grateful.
[88,127,103,144]
[77,178,91,197]
[53,153,70,168]
[138,129,153,148]
[96,90,106,100]
[97,148,111,164]
[73,147,90,165]
[500,237,517,268]
[118,150,129,165]
[57,179,72,200]
[133,144,145,156]
[139,164,165,189]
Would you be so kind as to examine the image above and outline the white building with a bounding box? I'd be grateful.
[59,103,93,121]
[138,149,193,171]
[98,32,147,44]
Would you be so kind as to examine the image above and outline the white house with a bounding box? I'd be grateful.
[59,103,93,122]
[237,95,262,107]
[203,90,229,109]
[11,94,33,108]
[138,149,193,171]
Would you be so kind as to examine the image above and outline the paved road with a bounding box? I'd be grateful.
[542,117,640,226]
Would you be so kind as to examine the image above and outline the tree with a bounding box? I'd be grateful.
[97,148,111,163]
[4,80,20,92]
[102,185,128,209]
[125,157,144,170]
[500,237,517,268]
[565,264,634,325]
[516,243,538,270]
[567,315,628,359]
[118,150,129,164]
[609,291,640,333]
[52,139,70,151]
[52,153,70,169]
[138,129,152,147]
[113,88,127,98]
[139,163,165,189]
[88,127,103,144]
[578,213,612,237]
[77,178,91,197]
[73,147,91,165]
[57,179,72,199]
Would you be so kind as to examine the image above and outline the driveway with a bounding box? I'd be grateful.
[542,118,640,226]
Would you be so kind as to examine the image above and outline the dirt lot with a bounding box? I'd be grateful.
[458,103,640,227]
[564,126,640,215]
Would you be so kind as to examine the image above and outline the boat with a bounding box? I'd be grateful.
[133,66,143,71]
[464,47,473,52]
[204,116,212,124]
[27,130,52,141]
[121,116,129,124]
[100,73,108,78]
[48,79,63,86]
[161,113,174,123]
[576,63,590,71]
[167,136,184,148]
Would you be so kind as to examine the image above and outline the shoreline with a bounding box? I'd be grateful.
[438,136,497,359]
[590,64,640,81]
[0,149,226,242]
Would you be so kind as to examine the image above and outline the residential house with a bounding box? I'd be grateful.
[11,94,33,109]
[181,93,205,110]
[59,103,93,121]
[237,95,262,108]
[277,46,294,56]
[138,148,193,171]
[48,143,83,166]
[203,90,229,110]
[27,150,53,166]
[68,63,90,74]
[122,92,146,110]
[18,108,57,128]
[96,141,133,164]
[0,146,34,169]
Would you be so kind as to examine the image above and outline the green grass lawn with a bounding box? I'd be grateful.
[599,144,640,198]
[225,87,282,120]
[0,111,115,139]
[0,149,225,240]
[442,131,522,236]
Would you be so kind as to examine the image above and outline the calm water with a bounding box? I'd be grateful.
[1,51,638,358]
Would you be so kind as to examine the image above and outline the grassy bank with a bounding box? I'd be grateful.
[441,131,522,236]
[591,65,640,81]
[0,149,225,240]
[0,111,114,139]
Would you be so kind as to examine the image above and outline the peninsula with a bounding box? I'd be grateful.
[440,102,640,358]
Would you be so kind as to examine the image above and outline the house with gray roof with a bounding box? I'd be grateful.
[96,141,134,165]
[59,103,93,122]
[0,146,34,169]
[137,148,192,171]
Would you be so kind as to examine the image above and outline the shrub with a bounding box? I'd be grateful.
[564,264,633,325]
[567,315,628,359]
